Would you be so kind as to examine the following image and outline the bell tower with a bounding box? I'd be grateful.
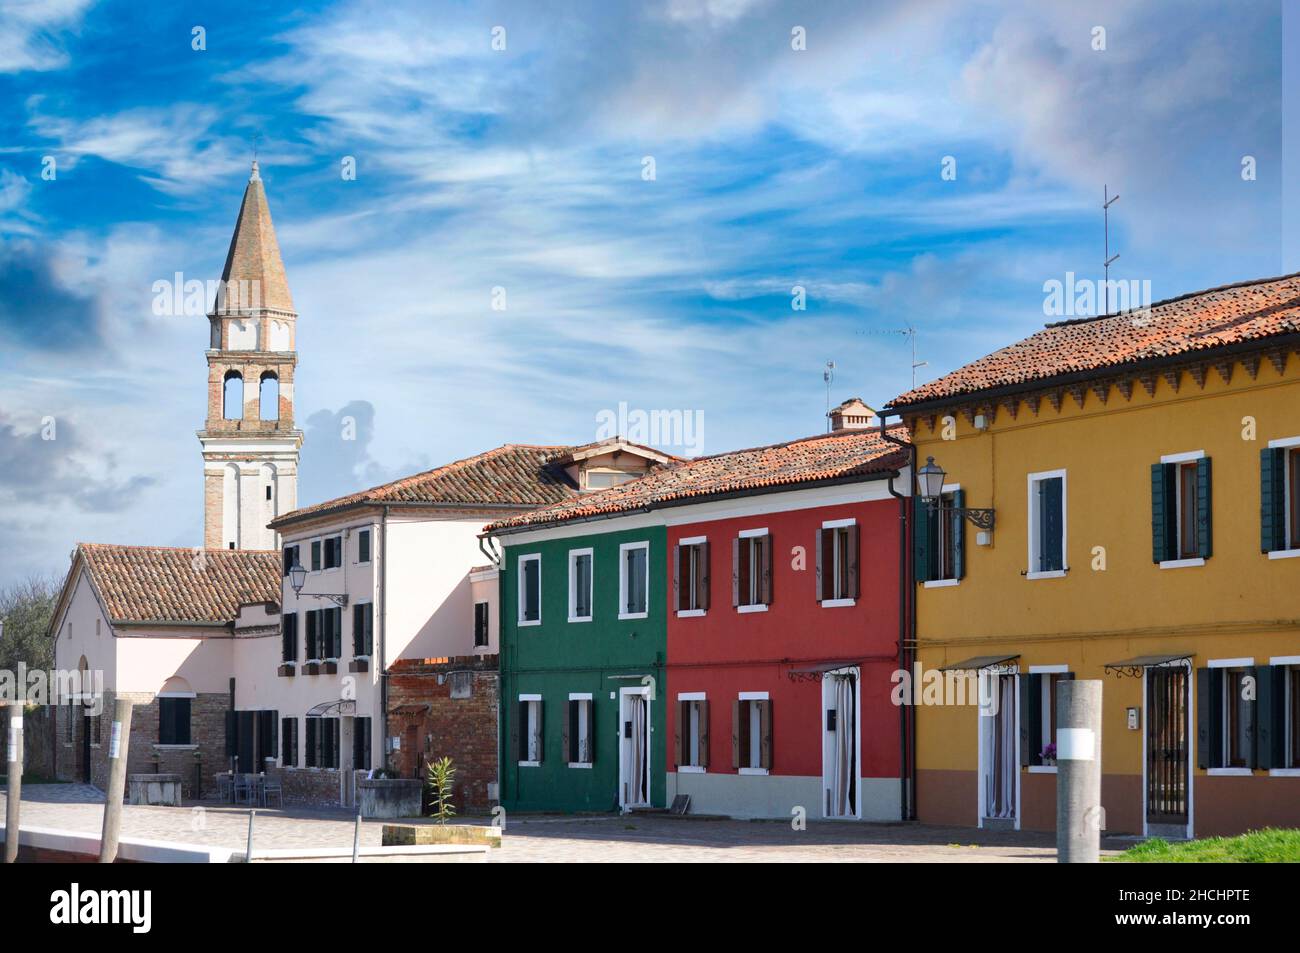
[198,161,303,551]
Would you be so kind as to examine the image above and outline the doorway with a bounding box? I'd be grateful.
[619,688,651,810]
[822,670,859,818]
[978,672,1018,827]
[1145,665,1190,835]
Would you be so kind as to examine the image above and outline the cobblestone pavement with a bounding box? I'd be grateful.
[3,785,1125,862]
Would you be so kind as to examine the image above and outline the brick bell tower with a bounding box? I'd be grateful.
[198,160,302,551]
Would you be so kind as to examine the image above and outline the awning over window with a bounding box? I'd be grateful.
[305,699,356,717]
[785,660,862,682]
[1103,654,1193,678]
[938,654,1019,672]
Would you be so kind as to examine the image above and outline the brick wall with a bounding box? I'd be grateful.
[264,764,367,808]
[386,655,498,813]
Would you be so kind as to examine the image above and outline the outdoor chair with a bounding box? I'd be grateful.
[262,776,283,808]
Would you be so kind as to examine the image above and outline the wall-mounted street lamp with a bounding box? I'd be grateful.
[916,456,997,531]
[286,561,348,608]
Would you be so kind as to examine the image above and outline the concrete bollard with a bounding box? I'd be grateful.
[5,705,22,863]
[1056,679,1103,863]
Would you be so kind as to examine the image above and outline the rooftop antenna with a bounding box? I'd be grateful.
[855,325,928,388]
[1103,185,1120,316]
[823,361,835,432]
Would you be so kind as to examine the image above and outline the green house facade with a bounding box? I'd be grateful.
[495,521,667,813]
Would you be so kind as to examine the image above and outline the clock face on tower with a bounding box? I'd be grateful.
[198,162,302,552]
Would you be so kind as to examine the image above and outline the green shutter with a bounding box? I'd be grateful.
[1196,667,1223,769]
[1151,463,1170,563]
[1196,457,1213,559]
[1019,673,1041,766]
[1261,447,1286,553]
[913,498,932,584]
[952,489,966,580]
[1255,664,1285,770]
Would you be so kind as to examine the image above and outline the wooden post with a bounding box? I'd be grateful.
[98,698,133,863]
[4,705,22,863]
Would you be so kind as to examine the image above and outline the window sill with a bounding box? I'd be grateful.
[1026,765,1058,774]
[567,762,593,770]
[1268,768,1300,777]
[154,744,198,751]
[1025,570,1066,580]
[676,609,706,618]
[567,615,593,624]
[923,578,960,589]
[277,664,295,677]
[518,760,540,768]
[820,598,855,609]
[677,765,706,774]
[1206,767,1253,776]
[738,767,769,776]
[737,604,768,614]
[618,612,649,621]
[1159,558,1205,570]
[348,658,369,673]
[1267,548,1300,560]
[518,619,541,628]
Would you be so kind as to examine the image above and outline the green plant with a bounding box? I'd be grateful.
[425,756,456,824]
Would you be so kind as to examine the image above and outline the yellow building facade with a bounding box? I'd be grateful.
[888,275,1300,838]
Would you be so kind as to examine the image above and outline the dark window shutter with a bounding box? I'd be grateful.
[731,700,742,769]
[359,529,371,563]
[759,700,773,769]
[672,544,682,611]
[536,700,544,763]
[512,702,524,761]
[913,498,932,583]
[1196,667,1224,769]
[1020,674,1041,766]
[731,537,741,606]
[673,701,684,767]
[562,700,573,763]
[698,542,710,610]
[306,718,318,767]
[311,540,321,570]
[760,534,773,605]
[1151,463,1170,563]
[352,604,364,655]
[1255,664,1284,770]
[1261,447,1286,553]
[587,699,596,764]
[815,528,825,602]
[951,489,966,580]
[1041,478,1063,571]
[225,710,237,759]
[306,610,318,659]
[698,700,710,767]
[846,524,860,599]
[283,547,293,575]
[1196,457,1213,559]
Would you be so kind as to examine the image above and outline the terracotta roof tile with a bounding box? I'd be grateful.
[77,544,281,625]
[888,273,1300,408]
[485,427,909,533]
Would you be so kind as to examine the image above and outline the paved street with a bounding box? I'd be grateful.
[3,785,1123,862]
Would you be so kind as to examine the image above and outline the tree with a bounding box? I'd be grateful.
[0,575,60,676]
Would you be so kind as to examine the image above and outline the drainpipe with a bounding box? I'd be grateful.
[380,506,390,771]
[880,415,916,821]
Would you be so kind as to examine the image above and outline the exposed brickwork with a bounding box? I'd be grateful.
[264,764,368,808]
[385,655,499,812]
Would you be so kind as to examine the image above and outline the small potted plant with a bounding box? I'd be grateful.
[1040,742,1057,766]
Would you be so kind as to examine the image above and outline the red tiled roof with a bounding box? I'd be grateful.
[485,427,909,533]
[77,544,281,625]
[888,273,1300,409]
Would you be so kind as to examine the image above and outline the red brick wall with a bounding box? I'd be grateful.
[386,655,498,812]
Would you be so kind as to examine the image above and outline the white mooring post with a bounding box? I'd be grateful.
[1056,679,1103,863]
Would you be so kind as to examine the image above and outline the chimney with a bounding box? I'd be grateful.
[827,397,878,432]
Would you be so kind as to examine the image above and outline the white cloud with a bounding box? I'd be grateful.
[0,0,92,73]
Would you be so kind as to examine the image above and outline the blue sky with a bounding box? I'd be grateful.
[0,0,1289,587]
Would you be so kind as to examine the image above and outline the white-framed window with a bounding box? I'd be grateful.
[568,548,593,622]
[618,541,649,619]
[1202,658,1255,775]
[322,535,343,570]
[1273,656,1300,773]
[734,528,770,611]
[518,554,541,626]
[674,537,709,615]
[920,484,964,586]
[817,518,858,605]
[356,528,372,564]
[1264,438,1300,558]
[676,692,709,772]
[735,691,771,774]
[1026,469,1066,578]
[565,693,594,767]
[517,694,542,766]
[1025,665,1071,771]
[1155,450,1209,568]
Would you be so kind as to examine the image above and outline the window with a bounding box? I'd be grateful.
[517,696,543,765]
[259,372,279,421]
[732,530,771,609]
[568,548,593,622]
[1198,663,1254,771]
[306,608,342,660]
[518,554,541,625]
[1021,670,1073,767]
[265,485,272,501]
[281,612,298,663]
[281,717,298,767]
[353,716,372,770]
[818,521,860,603]
[282,544,299,576]
[310,539,322,571]
[305,718,340,769]
[733,695,771,772]
[1027,471,1066,577]
[1262,443,1300,555]
[915,489,964,584]
[675,695,710,770]
[565,695,594,766]
[585,469,636,490]
[1152,454,1211,565]
[357,528,371,564]
[473,601,490,647]
[323,535,343,570]
[674,539,709,613]
[158,696,192,745]
[1289,665,1300,769]
[222,370,242,419]
[352,603,373,656]
[619,542,649,618]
